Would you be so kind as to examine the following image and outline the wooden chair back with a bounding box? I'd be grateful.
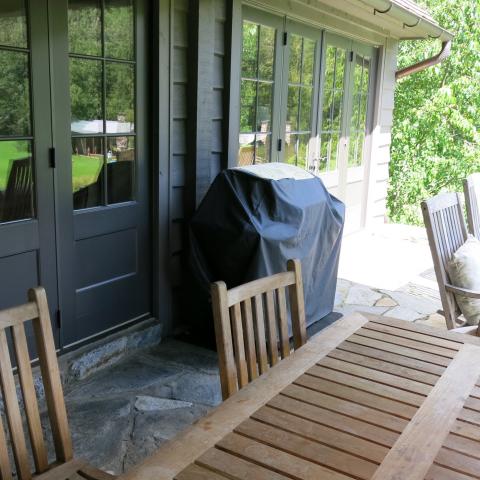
[0,288,72,480]
[464,173,480,239]
[211,259,307,400]
[421,192,468,329]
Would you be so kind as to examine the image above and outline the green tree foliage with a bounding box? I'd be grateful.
[388,0,480,225]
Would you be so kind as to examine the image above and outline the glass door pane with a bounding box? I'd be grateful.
[239,20,275,165]
[0,0,34,222]
[68,0,136,209]
[318,43,348,175]
[284,33,317,170]
[348,53,371,167]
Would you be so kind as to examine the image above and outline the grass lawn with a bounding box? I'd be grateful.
[0,142,103,193]
[72,155,103,192]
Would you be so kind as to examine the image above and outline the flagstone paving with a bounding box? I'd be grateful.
[59,223,446,474]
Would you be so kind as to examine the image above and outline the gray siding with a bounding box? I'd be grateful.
[168,0,227,326]
[365,38,398,225]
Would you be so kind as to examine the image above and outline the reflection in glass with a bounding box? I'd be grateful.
[238,19,276,165]
[258,25,275,80]
[241,21,257,79]
[72,137,104,210]
[106,62,135,133]
[240,79,256,133]
[68,0,102,56]
[318,45,346,174]
[348,54,370,167]
[0,50,31,136]
[255,134,270,164]
[0,0,27,48]
[105,0,134,60]
[106,136,134,204]
[70,58,103,134]
[0,140,34,222]
[285,34,315,169]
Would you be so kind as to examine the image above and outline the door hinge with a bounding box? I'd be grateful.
[56,309,61,329]
[277,139,282,151]
[49,147,56,168]
[283,32,288,46]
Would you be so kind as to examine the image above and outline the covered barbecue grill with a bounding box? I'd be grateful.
[189,162,345,339]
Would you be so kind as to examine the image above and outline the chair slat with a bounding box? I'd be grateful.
[253,295,268,375]
[0,329,31,480]
[212,282,238,399]
[0,417,12,480]
[264,291,279,367]
[276,288,290,359]
[288,259,307,349]
[29,288,73,463]
[241,300,258,381]
[12,323,49,473]
[230,304,248,389]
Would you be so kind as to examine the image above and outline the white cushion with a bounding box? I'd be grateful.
[447,235,480,325]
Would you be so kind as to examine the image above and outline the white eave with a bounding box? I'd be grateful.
[358,0,454,41]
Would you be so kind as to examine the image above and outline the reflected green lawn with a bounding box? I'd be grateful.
[0,143,102,193]
[72,155,103,192]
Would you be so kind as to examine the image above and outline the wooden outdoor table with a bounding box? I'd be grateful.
[122,312,480,480]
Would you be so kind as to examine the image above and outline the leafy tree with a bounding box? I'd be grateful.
[388,0,480,225]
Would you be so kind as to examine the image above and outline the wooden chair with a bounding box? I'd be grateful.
[211,259,307,400]
[421,192,480,334]
[464,173,480,239]
[0,287,114,480]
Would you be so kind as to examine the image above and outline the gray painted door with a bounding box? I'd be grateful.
[0,0,151,349]
[0,1,60,343]
[50,0,151,347]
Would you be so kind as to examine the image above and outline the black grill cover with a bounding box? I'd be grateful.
[189,163,345,335]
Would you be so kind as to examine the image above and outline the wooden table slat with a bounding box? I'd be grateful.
[328,348,439,386]
[294,373,418,419]
[280,384,408,434]
[355,327,457,358]
[317,356,432,395]
[337,340,446,376]
[346,333,452,367]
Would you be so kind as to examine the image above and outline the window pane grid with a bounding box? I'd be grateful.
[69,0,136,209]
[285,35,314,169]
[239,20,275,165]
[0,1,35,223]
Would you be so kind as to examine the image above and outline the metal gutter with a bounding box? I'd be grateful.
[360,0,454,41]
[396,40,452,79]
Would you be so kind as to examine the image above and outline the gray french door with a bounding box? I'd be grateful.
[0,0,151,348]
[51,0,151,346]
[0,1,59,343]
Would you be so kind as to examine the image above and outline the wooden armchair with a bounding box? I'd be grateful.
[464,173,480,239]
[211,259,307,400]
[0,287,114,480]
[421,192,480,334]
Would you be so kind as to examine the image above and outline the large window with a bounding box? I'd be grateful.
[237,11,376,178]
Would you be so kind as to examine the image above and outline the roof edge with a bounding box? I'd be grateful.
[359,0,454,41]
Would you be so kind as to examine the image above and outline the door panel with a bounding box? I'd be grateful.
[0,0,59,339]
[51,0,151,347]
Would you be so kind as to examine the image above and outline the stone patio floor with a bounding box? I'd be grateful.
[65,223,446,475]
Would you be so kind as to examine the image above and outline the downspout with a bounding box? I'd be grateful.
[395,40,452,80]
